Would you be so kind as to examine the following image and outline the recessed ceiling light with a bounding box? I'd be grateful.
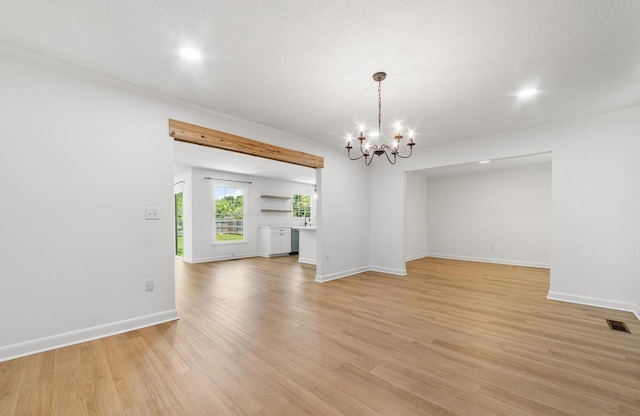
[180,47,201,60]
[478,160,491,164]
[517,88,539,98]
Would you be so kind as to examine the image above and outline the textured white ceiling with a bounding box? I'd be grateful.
[1,1,639,156]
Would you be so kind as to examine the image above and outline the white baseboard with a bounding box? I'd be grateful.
[426,253,550,269]
[315,265,407,282]
[547,291,639,320]
[369,265,407,276]
[0,309,179,363]
[298,257,316,265]
[185,253,257,263]
[315,266,370,282]
[405,253,429,262]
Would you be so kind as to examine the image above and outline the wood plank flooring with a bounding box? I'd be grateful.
[1,257,639,415]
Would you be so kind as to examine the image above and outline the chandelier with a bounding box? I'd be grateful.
[346,72,415,165]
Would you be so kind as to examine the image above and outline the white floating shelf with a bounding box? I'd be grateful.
[261,195,291,200]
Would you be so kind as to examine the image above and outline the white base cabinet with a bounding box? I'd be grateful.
[296,227,317,265]
[258,226,292,257]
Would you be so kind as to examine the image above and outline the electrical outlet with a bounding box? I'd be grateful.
[145,207,160,220]
[145,279,154,291]
[325,253,330,261]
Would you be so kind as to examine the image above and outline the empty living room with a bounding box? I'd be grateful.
[1,1,639,415]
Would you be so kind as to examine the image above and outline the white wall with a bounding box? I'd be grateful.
[315,154,372,281]
[0,44,372,361]
[404,172,428,261]
[548,112,640,314]
[369,105,640,317]
[0,46,178,360]
[425,164,552,268]
[180,167,316,263]
[368,161,408,275]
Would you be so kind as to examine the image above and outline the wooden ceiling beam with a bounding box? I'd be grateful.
[169,119,324,169]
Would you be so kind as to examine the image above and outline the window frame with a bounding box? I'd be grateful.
[213,182,248,244]
[292,193,311,219]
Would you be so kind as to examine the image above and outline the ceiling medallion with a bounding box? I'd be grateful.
[345,72,415,165]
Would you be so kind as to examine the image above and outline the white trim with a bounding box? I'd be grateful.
[426,253,550,269]
[298,257,316,265]
[405,253,429,262]
[315,265,407,282]
[634,305,640,322]
[547,291,638,319]
[183,253,257,263]
[0,309,179,363]
[315,266,370,282]
[212,240,251,246]
[369,266,407,276]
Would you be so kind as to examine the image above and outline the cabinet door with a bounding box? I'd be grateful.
[258,228,270,257]
[269,233,281,255]
[281,232,291,253]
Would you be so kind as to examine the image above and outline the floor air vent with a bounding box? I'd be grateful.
[606,319,630,333]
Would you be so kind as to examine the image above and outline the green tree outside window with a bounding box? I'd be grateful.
[292,194,311,218]
[215,186,245,242]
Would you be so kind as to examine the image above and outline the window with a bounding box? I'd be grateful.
[174,191,183,256]
[174,180,184,256]
[292,194,311,218]
[214,185,246,242]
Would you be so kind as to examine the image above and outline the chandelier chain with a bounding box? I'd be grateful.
[377,80,382,137]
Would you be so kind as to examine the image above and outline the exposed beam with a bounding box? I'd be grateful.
[169,119,324,169]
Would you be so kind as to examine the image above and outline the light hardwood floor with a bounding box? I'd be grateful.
[1,257,639,415]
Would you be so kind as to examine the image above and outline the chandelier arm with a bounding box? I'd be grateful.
[395,146,414,159]
[382,149,397,164]
[360,142,375,159]
[365,154,374,166]
[347,148,367,161]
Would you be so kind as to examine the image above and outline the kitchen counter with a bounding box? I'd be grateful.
[257,226,292,257]
[292,226,316,264]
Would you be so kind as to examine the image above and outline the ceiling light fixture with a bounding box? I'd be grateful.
[517,88,538,98]
[180,47,201,60]
[346,72,415,165]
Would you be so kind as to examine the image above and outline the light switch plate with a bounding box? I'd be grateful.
[145,207,160,220]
